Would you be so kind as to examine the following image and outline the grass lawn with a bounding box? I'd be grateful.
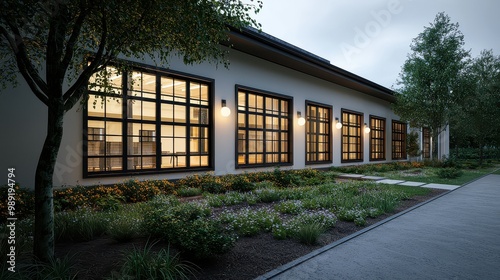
[372,165,500,185]
[493,169,500,175]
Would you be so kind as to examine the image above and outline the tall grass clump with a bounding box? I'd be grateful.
[113,241,199,280]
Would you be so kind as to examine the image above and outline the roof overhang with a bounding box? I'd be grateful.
[226,28,396,103]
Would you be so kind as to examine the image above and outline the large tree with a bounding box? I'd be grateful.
[393,12,470,159]
[459,50,500,164]
[0,0,261,261]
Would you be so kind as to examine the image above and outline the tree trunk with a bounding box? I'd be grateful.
[34,98,65,262]
[478,145,484,166]
[432,131,439,160]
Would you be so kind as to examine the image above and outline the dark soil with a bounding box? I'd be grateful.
[55,188,446,280]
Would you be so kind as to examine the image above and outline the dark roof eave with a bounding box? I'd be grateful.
[225,28,396,103]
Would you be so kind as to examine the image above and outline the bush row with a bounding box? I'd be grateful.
[0,168,325,217]
[331,162,425,174]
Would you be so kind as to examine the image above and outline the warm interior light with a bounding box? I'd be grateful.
[364,123,371,133]
[335,117,343,129]
[297,111,306,126]
[221,99,231,117]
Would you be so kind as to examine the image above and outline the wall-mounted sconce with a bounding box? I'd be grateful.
[335,118,343,129]
[221,99,231,117]
[297,111,306,126]
[364,123,371,134]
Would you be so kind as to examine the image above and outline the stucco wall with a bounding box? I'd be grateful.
[0,48,401,188]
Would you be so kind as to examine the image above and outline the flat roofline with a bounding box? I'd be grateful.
[226,27,396,103]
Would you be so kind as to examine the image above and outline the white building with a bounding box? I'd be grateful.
[0,28,448,188]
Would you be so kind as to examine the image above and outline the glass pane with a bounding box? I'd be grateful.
[106,98,122,118]
[238,91,246,109]
[175,105,186,123]
[142,73,156,98]
[87,141,104,156]
[238,113,245,127]
[174,80,187,102]
[88,66,122,93]
[174,138,186,153]
[88,158,103,172]
[190,82,201,102]
[161,104,174,122]
[238,154,245,164]
[200,84,209,101]
[106,121,122,135]
[128,100,141,119]
[143,101,156,121]
[88,95,104,117]
[160,77,174,100]
[107,157,122,171]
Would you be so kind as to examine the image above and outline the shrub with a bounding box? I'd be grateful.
[107,215,142,242]
[118,180,162,203]
[274,200,303,214]
[229,175,256,192]
[270,168,302,188]
[201,180,224,194]
[115,241,199,280]
[177,187,202,197]
[219,208,279,236]
[255,188,281,203]
[55,209,110,241]
[272,210,337,240]
[294,222,325,245]
[436,167,463,179]
[143,201,236,259]
[96,194,124,211]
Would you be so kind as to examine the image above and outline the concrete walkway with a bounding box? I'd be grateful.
[257,174,500,280]
[337,173,461,190]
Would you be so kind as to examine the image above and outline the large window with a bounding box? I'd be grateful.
[236,86,292,167]
[306,101,332,164]
[422,127,431,158]
[392,120,407,160]
[85,66,213,176]
[341,109,363,162]
[369,116,386,161]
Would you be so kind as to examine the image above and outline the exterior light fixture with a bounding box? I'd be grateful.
[335,117,343,129]
[364,123,371,134]
[297,111,306,126]
[221,99,231,117]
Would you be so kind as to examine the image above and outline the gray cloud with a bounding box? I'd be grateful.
[253,0,500,88]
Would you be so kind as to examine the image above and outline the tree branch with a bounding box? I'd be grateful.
[61,5,89,73]
[0,25,49,105]
[63,14,108,111]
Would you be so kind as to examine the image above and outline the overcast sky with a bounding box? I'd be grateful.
[250,0,500,89]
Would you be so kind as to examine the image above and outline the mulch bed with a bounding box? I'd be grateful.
[55,188,446,280]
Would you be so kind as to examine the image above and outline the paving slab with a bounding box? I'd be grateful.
[422,183,460,190]
[397,181,427,187]
[361,175,386,181]
[375,179,405,185]
[258,174,500,280]
[337,174,365,179]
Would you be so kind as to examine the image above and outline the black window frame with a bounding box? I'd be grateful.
[341,109,363,163]
[83,63,215,178]
[392,120,407,160]
[235,85,293,168]
[369,115,386,161]
[305,100,332,165]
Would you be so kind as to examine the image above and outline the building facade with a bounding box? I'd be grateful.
[0,28,448,188]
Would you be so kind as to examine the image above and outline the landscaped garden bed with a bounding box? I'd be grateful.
[1,162,496,279]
